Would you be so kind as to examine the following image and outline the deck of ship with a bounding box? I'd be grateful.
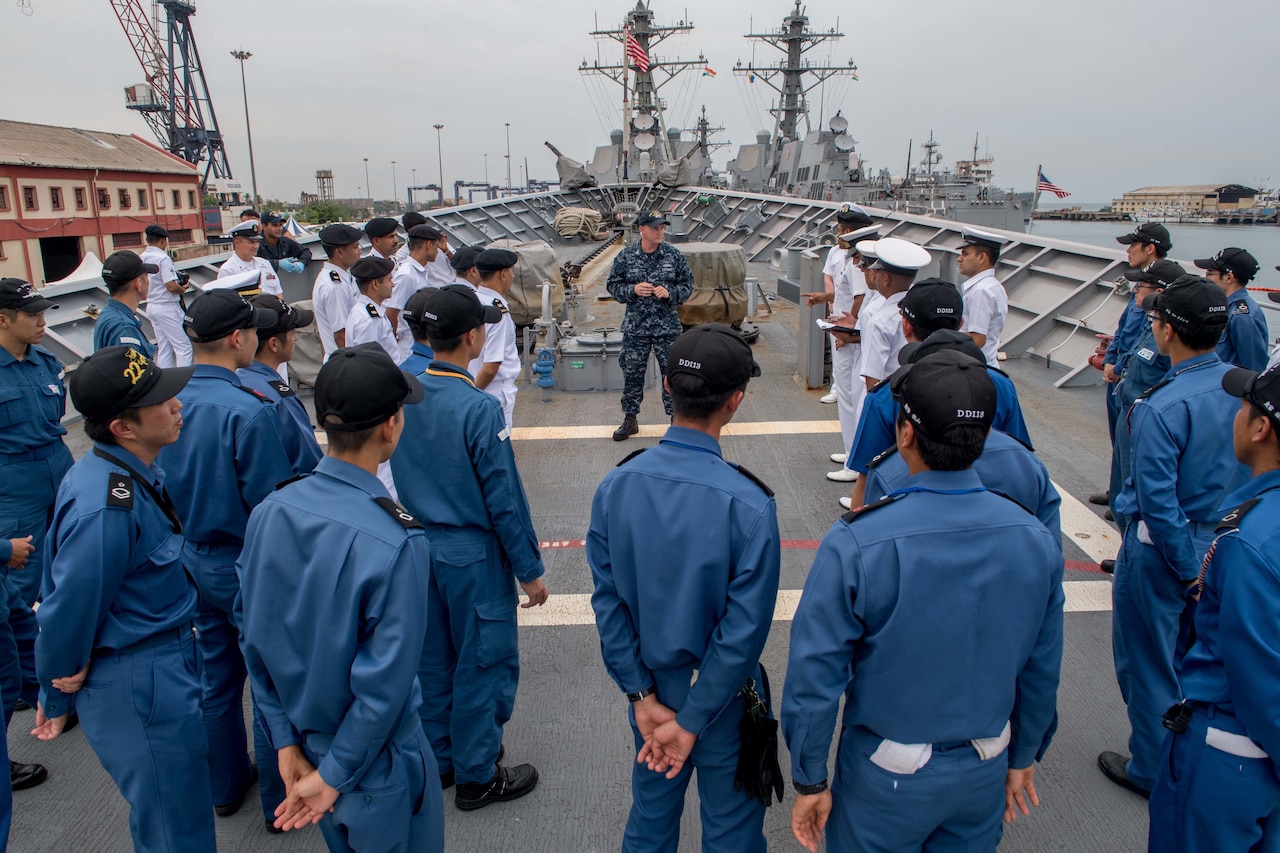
[8,251,1148,852]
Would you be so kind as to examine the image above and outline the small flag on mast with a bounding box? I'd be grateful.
[1037,171,1071,199]
[625,28,650,73]
[703,66,717,77]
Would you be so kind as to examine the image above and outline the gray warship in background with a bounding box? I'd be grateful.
[561,0,1034,232]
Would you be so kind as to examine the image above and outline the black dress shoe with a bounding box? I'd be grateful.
[61,711,79,733]
[10,760,48,791]
[215,765,259,817]
[455,764,538,811]
[1100,559,1115,575]
[1097,751,1150,798]
[612,415,639,441]
[13,699,30,712]
[1088,491,1110,506]
[1104,509,1115,522]
[441,744,504,790]
[265,818,284,835]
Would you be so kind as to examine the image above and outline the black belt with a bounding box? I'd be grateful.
[91,624,193,660]
[0,441,65,465]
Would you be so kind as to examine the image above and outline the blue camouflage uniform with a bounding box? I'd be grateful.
[398,341,435,377]
[862,430,1061,538]
[606,242,695,417]
[1149,471,1280,851]
[92,299,156,356]
[390,362,545,785]
[784,470,1063,851]
[1216,289,1268,371]
[587,426,781,852]
[0,342,73,607]
[845,366,1030,474]
[156,364,295,815]
[1111,353,1249,791]
[1105,294,1146,443]
[37,444,214,852]
[237,360,323,476]
[1108,316,1170,527]
[237,456,444,853]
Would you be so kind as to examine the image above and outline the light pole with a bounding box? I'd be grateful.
[391,160,398,208]
[484,153,489,186]
[229,49,259,210]
[504,122,512,190]
[363,158,370,205]
[433,124,445,205]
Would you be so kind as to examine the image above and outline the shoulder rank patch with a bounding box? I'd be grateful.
[237,385,271,403]
[616,447,648,467]
[1217,498,1260,533]
[106,473,134,509]
[866,445,899,470]
[729,462,775,497]
[274,474,310,491]
[365,302,379,318]
[374,497,424,529]
[494,299,510,315]
[329,270,341,282]
[1235,301,1251,315]
[267,379,296,397]
[840,493,900,524]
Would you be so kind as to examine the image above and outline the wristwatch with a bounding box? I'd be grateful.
[626,686,657,703]
[793,779,828,796]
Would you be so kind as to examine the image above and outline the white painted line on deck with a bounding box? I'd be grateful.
[517,581,1110,627]
[509,420,841,441]
[1050,481,1122,564]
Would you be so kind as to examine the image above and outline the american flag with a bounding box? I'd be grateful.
[625,28,650,73]
[1037,171,1071,199]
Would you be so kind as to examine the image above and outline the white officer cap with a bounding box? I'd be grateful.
[228,220,262,239]
[960,226,1008,251]
[855,240,879,259]
[835,224,880,245]
[868,237,931,273]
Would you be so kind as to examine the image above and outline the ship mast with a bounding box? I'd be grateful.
[580,1,706,174]
[733,2,858,158]
[694,105,729,157]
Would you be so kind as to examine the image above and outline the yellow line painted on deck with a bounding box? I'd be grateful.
[516,581,1110,627]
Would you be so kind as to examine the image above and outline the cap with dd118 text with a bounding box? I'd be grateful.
[666,323,761,394]
[1140,275,1228,333]
[314,343,424,431]
[889,349,996,443]
[183,289,278,343]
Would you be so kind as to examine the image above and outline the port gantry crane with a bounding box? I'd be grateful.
[112,0,234,194]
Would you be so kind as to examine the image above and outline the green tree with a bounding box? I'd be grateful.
[296,200,351,224]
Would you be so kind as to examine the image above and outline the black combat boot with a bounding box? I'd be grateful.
[612,414,639,441]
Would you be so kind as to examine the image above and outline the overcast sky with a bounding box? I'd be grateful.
[6,0,1278,204]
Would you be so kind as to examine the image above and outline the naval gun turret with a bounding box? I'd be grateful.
[545,141,597,191]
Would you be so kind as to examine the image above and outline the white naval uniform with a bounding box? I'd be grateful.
[961,268,1008,367]
[393,243,411,265]
[824,247,869,452]
[217,254,282,296]
[388,257,433,361]
[468,285,520,430]
[859,290,908,385]
[312,262,357,360]
[344,294,402,499]
[425,241,456,288]
[141,244,191,367]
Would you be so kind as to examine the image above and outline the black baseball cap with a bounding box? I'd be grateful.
[1122,259,1186,286]
[1140,275,1228,333]
[71,345,193,421]
[451,245,482,271]
[897,328,988,367]
[364,218,399,238]
[1223,367,1280,430]
[835,203,873,228]
[351,256,395,283]
[1116,222,1172,252]
[0,278,57,313]
[102,250,159,285]
[407,224,443,241]
[637,211,669,227]
[248,294,313,335]
[144,224,169,239]
[260,212,284,225]
[315,343,424,432]
[318,223,364,247]
[899,278,962,331]
[666,323,761,394]
[1194,247,1259,283]
[889,349,996,443]
[475,248,519,272]
[183,289,278,343]
[413,284,502,338]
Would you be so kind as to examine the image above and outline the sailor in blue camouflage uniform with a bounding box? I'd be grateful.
[390,284,548,811]
[1105,260,1184,532]
[0,278,74,610]
[155,289,296,823]
[1100,276,1250,799]
[1196,247,1268,371]
[237,294,323,476]
[1148,365,1280,851]
[606,211,695,441]
[32,345,216,852]
[587,324,779,853]
[784,350,1064,853]
[238,344,444,852]
[94,251,159,356]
